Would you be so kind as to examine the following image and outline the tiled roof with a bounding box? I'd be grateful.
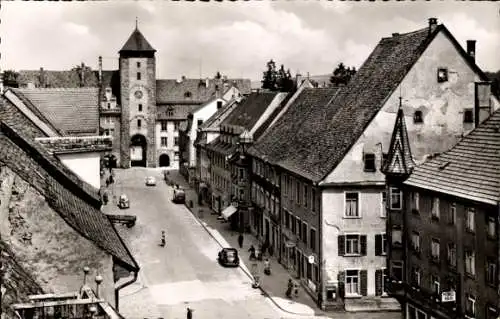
[251,26,439,182]
[222,91,278,129]
[0,121,139,271]
[199,98,240,130]
[248,87,340,176]
[382,106,416,175]
[13,88,99,136]
[18,69,100,88]
[404,109,500,205]
[156,104,195,120]
[119,28,156,53]
[204,136,238,156]
[156,78,251,105]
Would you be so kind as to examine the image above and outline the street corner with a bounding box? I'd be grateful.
[269,297,316,317]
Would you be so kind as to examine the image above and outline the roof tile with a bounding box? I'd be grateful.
[222,91,279,129]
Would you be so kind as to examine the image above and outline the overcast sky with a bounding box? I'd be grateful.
[1,1,499,81]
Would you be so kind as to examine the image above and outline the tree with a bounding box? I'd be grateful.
[330,63,357,86]
[3,70,20,88]
[276,65,295,92]
[485,71,500,99]
[261,59,277,91]
[215,71,222,80]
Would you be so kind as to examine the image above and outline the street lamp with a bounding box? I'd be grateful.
[83,266,90,286]
[95,275,103,299]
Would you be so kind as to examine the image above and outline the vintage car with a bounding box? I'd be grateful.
[145,176,157,186]
[218,248,240,267]
[118,194,130,209]
[172,188,186,204]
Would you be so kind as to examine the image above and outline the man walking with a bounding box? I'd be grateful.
[186,307,193,319]
[238,233,244,248]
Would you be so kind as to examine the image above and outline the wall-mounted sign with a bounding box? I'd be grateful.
[308,255,315,264]
[441,290,456,303]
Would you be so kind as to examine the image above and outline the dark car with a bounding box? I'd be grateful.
[172,188,186,204]
[218,248,239,267]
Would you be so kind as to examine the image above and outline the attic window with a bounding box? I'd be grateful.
[437,68,448,83]
[184,91,192,98]
[364,153,376,172]
[217,101,223,109]
[414,111,423,124]
[464,109,474,123]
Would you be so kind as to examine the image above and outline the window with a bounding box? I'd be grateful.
[431,238,440,261]
[364,153,376,172]
[137,119,142,128]
[381,191,387,217]
[174,137,179,146]
[487,217,496,238]
[302,222,307,245]
[174,151,179,160]
[345,192,359,217]
[447,243,457,267]
[464,109,474,124]
[309,228,316,251]
[437,67,448,82]
[391,261,403,282]
[137,72,141,80]
[431,275,440,294]
[345,270,360,295]
[296,181,300,204]
[381,234,387,255]
[174,122,180,131]
[345,235,360,255]
[136,61,141,68]
[312,189,316,212]
[411,231,421,252]
[466,208,475,232]
[107,102,111,109]
[161,121,167,131]
[167,110,174,117]
[449,203,456,225]
[431,197,440,219]
[465,250,476,276]
[217,101,223,109]
[414,111,423,124]
[390,187,402,210]
[197,119,203,126]
[392,227,402,245]
[411,267,421,286]
[487,258,497,286]
[161,137,167,147]
[291,215,296,233]
[377,268,388,296]
[296,218,301,237]
[382,153,388,168]
[466,295,476,317]
[184,91,192,98]
[375,234,387,256]
[138,104,143,112]
[411,192,419,213]
[303,185,308,208]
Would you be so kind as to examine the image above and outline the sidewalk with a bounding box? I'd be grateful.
[164,170,328,317]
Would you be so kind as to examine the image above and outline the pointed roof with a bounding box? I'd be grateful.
[382,101,415,176]
[119,27,156,54]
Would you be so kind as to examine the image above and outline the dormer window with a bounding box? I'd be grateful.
[413,111,423,124]
[363,153,376,172]
[437,68,448,83]
[184,91,192,98]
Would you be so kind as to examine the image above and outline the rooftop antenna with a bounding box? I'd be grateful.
[135,17,138,29]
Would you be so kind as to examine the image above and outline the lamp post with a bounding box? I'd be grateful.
[95,275,103,299]
[83,266,90,286]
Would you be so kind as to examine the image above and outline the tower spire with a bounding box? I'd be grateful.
[135,17,138,29]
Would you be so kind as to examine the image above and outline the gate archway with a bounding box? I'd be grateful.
[130,134,147,167]
[159,154,170,167]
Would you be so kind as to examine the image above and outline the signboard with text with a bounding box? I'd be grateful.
[441,290,456,302]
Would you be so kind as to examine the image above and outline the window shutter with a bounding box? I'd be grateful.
[375,269,382,296]
[338,235,345,256]
[375,234,382,256]
[360,235,367,256]
[360,270,368,296]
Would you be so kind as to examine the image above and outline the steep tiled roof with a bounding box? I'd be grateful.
[156,78,251,105]
[382,105,416,175]
[199,98,239,130]
[13,88,99,136]
[404,109,500,205]
[248,87,340,170]
[204,136,238,156]
[119,28,156,53]
[251,26,440,182]
[156,104,195,120]
[0,121,139,271]
[222,91,278,129]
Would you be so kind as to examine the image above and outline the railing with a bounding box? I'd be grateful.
[99,107,121,114]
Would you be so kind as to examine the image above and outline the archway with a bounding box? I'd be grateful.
[130,134,147,167]
[159,154,170,167]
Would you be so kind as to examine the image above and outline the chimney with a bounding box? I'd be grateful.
[295,73,303,87]
[428,17,438,36]
[98,56,103,86]
[466,40,476,62]
[80,62,85,87]
[182,75,186,81]
[39,67,45,88]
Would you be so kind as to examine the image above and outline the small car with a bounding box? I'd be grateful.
[118,194,130,209]
[218,248,239,267]
[145,176,156,186]
[172,188,186,204]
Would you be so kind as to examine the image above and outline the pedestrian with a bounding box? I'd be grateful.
[109,174,114,184]
[105,178,110,188]
[186,307,193,319]
[238,234,244,248]
[248,245,256,260]
[286,279,293,298]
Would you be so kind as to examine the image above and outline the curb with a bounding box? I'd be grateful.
[179,187,315,317]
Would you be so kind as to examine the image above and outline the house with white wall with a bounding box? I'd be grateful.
[248,17,499,312]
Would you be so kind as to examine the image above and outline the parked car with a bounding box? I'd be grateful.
[118,194,130,209]
[145,176,156,186]
[172,188,186,204]
[218,248,239,267]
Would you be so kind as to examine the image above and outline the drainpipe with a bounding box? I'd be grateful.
[114,271,138,312]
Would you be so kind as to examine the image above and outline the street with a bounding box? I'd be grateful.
[104,168,301,319]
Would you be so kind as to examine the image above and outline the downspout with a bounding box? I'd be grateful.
[114,271,138,312]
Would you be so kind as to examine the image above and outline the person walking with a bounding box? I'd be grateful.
[248,245,256,260]
[238,234,244,248]
[186,307,193,319]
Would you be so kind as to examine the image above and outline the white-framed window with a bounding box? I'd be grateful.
[174,137,179,146]
[431,238,440,261]
[174,121,180,131]
[363,153,376,172]
[391,261,403,282]
[381,191,387,218]
[381,234,387,255]
[487,258,497,286]
[447,243,457,267]
[161,121,167,131]
[466,208,475,232]
[466,295,476,318]
[345,269,360,295]
[411,192,419,211]
[381,268,388,296]
[487,217,496,238]
[345,234,360,255]
[431,275,440,294]
[137,119,142,128]
[392,228,402,245]
[161,137,167,147]
[431,197,440,219]
[411,231,420,252]
[465,250,476,276]
[411,267,421,286]
[390,187,402,210]
[449,202,456,225]
[345,192,360,217]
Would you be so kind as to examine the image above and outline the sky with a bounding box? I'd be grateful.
[1,1,499,81]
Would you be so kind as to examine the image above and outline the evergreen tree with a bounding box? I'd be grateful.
[330,63,357,86]
[3,70,20,88]
[261,59,277,90]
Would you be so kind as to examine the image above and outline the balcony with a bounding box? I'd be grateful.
[99,107,121,115]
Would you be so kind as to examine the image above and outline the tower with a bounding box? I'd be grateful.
[118,24,157,168]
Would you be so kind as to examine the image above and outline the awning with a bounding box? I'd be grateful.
[222,205,238,219]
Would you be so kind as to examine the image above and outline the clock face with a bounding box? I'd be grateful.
[134,90,143,99]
